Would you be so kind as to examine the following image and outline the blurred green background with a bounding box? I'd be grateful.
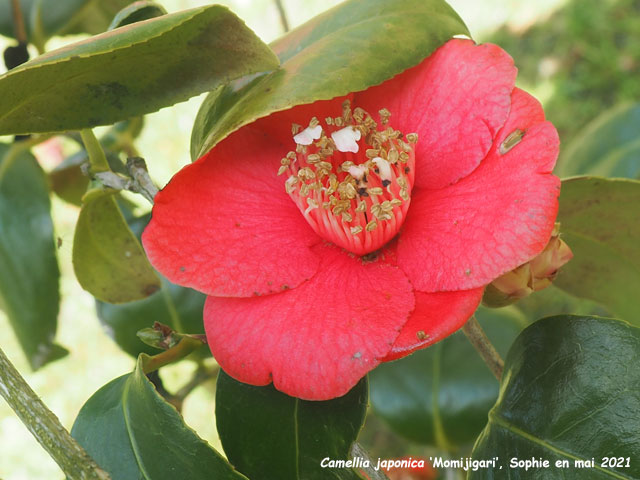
[1,0,639,478]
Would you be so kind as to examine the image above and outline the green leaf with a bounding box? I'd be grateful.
[558,103,640,179]
[0,0,86,41]
[0,143,66,369]
[63,0,137,36]
[71,357,248,480]
[49,157,89,206]
[216,371,367,480]
[108,1,166,30]
[0,5,280,135]
[97,282,206,357]
[470,315,640,479]
[514,284,611,322]
[190,0,470,159]
[96,213,206,357]
[555,177,640,323]
[73,191,160,303]
[0,0,136,46]
[369,307,526,449]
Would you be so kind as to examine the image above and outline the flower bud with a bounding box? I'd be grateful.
[483,224,573,307]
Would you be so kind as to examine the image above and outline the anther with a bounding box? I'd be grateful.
[365,220,378,232]
[279,103,417,255]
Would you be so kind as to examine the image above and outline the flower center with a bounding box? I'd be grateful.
[278,100,417,256]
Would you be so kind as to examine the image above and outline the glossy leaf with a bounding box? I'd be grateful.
[96,213,206,357]
[0,143,66,369]
[73,191,160,303]
[555,177,640,322]
[108,1,167,30]
[216,371,367,480]
[559,103,640,179]
[470,315,640,479]
[71,357,247,480]
[0,5,279,135]
[369,307,526,448]
[191,0,470,159]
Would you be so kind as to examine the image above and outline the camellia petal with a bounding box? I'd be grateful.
[354,39,516,190]
[396,88,560,292]
[382,288,484,362]
[204,244,415,400]
[142,126,322,298]
[144,37,564,400]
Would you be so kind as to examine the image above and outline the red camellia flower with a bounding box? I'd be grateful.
[142,39,560,400]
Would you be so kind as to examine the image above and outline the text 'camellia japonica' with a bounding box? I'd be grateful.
[142,39,560,400]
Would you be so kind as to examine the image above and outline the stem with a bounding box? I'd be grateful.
[175,364,219,400]
[159,364,220,413]
[80,129,110,173]
[126,157,158,203]
[274,0,290,32]
[0,347,111,479]
[140,336,206,374]
[461,316,504,380]
[350,442,389,480]
[10,0,28,44]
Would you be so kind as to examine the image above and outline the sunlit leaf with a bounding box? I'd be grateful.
[73,191,160,303]
[191,0,470,159]
[0,5,279,135]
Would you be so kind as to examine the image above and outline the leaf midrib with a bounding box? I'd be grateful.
[431,342,449,449]
[488,412,634,479]
[293,398,300,479]
[291,398,347,480]
[121,376,153,480]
